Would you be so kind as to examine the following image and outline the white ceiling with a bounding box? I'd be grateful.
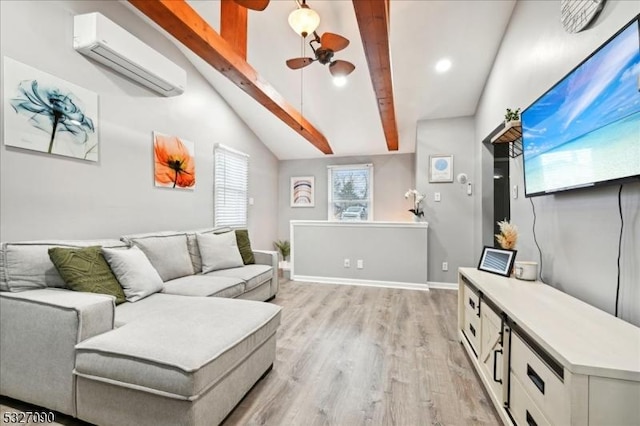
[175,0,516,160]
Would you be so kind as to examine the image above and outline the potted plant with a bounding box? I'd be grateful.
[504,108,521,126]
[273,239,291,270]
[404,189,425,222]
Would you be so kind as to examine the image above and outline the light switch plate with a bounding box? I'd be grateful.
[512,185,518,199]
[434,192,441,202]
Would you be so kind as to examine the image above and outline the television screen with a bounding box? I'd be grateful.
[522,16,640,197]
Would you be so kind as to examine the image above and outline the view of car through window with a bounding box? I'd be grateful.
[339,206,367,220]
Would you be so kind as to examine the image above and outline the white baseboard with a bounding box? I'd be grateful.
[427,281,458,290]
[292,275,430,292]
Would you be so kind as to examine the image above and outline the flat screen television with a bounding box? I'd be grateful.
[522,15,640,197]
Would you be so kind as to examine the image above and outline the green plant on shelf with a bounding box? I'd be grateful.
[504,107,521,123]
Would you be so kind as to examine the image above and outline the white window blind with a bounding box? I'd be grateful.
[327,164,374,221]
[214,144,249,228]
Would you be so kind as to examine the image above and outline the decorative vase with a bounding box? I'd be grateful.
[413,215,423,223]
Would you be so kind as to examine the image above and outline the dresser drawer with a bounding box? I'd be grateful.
[463,307,481,355]
[463,283,480,314]
[509,372,551,426]
[510,332,569,425]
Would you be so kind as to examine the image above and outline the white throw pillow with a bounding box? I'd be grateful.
[196,232,244,274]
[101,246,164,302]
[129,234,193,282]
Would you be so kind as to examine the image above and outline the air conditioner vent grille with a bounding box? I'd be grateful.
[91,45,174,92]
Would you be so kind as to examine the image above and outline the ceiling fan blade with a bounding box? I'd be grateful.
[329,60,355,77]
[233,0,269,11]
[286,57,315,70]
[321,32,350,52]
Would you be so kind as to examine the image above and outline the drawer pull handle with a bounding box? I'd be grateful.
[468,298,475,309]
[527,364,545,395]
[492,349,503,384]
[526,410,538,426]
[469,324,476,337]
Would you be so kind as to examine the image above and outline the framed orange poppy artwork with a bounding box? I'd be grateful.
[153,132,195,190]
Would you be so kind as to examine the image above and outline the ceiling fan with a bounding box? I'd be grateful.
[232,0,270,11]
[286,31,356,78]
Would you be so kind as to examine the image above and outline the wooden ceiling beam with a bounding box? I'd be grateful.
[220,0,247,59]
[352,0,399,151]
[128,0,332,155]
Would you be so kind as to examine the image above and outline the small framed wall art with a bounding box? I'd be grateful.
[290,176,315,207]
[153,132,195,190]
[477,246,517,277]
[429,154,454,182]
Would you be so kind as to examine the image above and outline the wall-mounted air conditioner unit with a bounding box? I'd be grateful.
[73,12,186,97]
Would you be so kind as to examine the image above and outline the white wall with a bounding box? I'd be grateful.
[0,0,279,249]
[277,153,415,240]
[475,1,640,325]
[416,117,476,283]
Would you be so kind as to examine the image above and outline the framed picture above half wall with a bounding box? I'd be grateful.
[429,154,454,182]
[3,57,98,161]
[153,132,195,190]
[291,176,315,207]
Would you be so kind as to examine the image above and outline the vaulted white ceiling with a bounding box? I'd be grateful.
[176,0,516,159]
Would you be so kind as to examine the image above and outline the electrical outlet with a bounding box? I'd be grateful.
[344,258,350,268]
[442,262,448,271]
[434,192,441,202]
[357,259,364,269]
[248,197,255,205]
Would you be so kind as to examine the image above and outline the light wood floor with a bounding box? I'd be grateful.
[1,281,499,426]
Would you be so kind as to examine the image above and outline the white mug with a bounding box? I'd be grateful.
[514,261,538,281]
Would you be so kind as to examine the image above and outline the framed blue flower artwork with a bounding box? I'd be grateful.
[429,154,453,182]
[3,57,99,162]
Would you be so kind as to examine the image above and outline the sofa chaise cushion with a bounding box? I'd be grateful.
[204,264,273,291]
[75,295,281,400]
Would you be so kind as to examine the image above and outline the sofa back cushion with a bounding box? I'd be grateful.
[102,246,164,302]
[0,240,126,292]
[196,232,244,273]
[185,227,231,272]
[126,234,194,282]
[48,246,127,305]
[235,229,255,265]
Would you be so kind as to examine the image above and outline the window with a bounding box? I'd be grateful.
[327,164,373,221]
[214,144,249,228]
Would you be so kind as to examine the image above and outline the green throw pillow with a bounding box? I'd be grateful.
[235,229,255,265]
[48,246,126,305]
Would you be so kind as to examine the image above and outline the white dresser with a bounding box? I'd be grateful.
[458,268,640,426]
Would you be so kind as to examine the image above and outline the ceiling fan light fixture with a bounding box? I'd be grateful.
[435,58,452,74]
[288,3,320,38]
[332,76,347,87]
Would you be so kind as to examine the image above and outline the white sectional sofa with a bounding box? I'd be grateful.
[0,228,281,426]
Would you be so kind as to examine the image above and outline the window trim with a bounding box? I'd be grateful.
[214,143,249,229]
[327,163,374,221]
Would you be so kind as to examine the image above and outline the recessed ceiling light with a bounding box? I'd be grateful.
[435,58,452,73]
[333,76,347,87]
